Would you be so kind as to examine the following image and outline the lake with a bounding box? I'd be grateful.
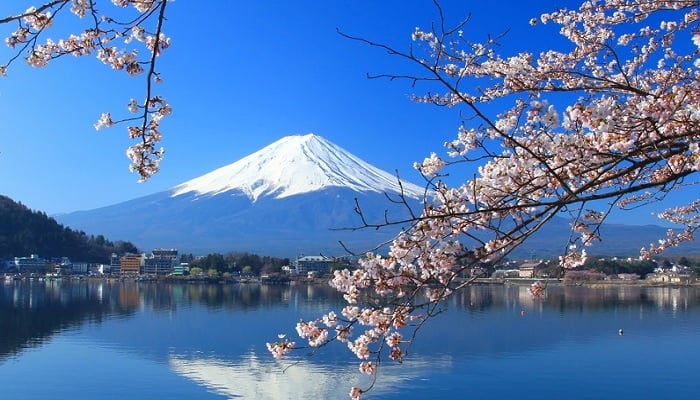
[1,279,699,399]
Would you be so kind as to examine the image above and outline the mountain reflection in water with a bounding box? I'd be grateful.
[1,280,699,399]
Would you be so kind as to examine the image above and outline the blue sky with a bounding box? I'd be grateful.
[0,1,690,226]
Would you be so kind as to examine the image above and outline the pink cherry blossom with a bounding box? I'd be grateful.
[266,335,295,359]
[94,112,113,130]
[349,386,363,400]
[358,361,376,375]
[2,0,172,182]
[268,1,700,398]
[528,281,545,299]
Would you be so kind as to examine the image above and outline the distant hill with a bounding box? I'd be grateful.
[0,195,138,263]
[510,216,700,259]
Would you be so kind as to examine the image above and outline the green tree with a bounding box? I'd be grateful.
[0,195,138,262]
[179,253,195,264]
[95,235,106,246]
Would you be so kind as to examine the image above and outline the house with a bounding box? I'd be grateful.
[144,249,178,275]
[120,253,144,275]
[617,273,640,281]
[492,269,520,279]
[172,263,188,276]
[518,261,546,278]
[110,253,121,275]
[295,255,333,275]
[648,272,688,284]
[71,262,89,274]
[14,255,47,274]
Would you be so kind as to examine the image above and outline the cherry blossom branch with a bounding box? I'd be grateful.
[2,0,173,182]
[0,1,66,24]
[271,2,700,399]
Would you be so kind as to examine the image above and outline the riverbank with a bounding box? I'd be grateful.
[469,277,700,287]
[5,273,699,288]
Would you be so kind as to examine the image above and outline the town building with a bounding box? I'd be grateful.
[89,264,105,275]
[120,253,144,275]
[172,263,188,276]
[110,253,121,275]
[492,269,520,279]
[14,255,47,274]
[71,262,89,275]
[518,261,546,278]
[295,255,333,275]
[152,248,178,262]
[143,248,178,275]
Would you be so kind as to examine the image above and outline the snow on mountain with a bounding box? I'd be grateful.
[55,133,429,256]
[53,132,700,257]
[170,133,426,201]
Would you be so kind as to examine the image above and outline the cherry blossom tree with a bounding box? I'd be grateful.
[1,0,172,181]
[268,1,700,398]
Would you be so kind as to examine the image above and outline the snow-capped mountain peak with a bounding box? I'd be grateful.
[170,133,426,201]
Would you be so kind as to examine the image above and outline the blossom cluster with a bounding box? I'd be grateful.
[268,1,700,398]
[266,334,295,359]
[407,0,700,267]
[2,1,173,182]
[528,281,545,299]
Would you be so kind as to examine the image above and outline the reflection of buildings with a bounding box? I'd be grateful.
[650,287,689,313]
[118,283,141,308]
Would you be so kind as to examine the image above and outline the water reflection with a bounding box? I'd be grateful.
[2,280,700,363]
[445,283,699,313]
[0,280,137,361]
[135,281,345,311]
[168,352,451,399]
[2,280,700,399]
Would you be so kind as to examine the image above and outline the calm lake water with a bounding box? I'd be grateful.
[1,279,699,399]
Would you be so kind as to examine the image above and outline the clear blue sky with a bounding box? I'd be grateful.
[0,1,689,225]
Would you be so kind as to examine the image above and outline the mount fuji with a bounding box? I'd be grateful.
[57,134,428,256]
[56,133,697,259]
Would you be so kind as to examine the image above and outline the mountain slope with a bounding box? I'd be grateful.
[58,187,418,256]
[55,133,700,258]
[57,134,426,256]
[509,216,700,258]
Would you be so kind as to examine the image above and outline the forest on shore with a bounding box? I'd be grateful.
[0,195,138,263]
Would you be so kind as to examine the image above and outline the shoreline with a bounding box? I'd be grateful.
[6,273,699,288]
[468,277,700,288]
